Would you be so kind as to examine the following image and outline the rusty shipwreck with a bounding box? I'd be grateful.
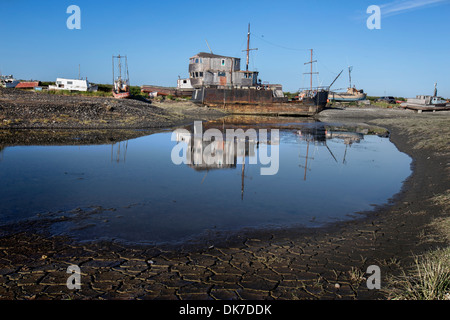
[189,25,329,116]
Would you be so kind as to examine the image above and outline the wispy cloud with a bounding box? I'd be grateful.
[380,0,449,17]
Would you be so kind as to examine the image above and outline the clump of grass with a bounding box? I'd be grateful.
[372,101,397,108]
[385,248,450,300]
[371,118,450,154]
[430,190,450,213]
[348,267,366,285]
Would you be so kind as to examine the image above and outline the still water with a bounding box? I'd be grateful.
[0,119,411,245]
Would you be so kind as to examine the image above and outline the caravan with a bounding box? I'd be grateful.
[49,78,98,92]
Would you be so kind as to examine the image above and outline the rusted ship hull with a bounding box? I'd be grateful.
[191,88,327,116]
[141,85,194,97]
[113,91,130,99]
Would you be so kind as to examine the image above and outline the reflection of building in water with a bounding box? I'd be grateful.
[175,130,257,171]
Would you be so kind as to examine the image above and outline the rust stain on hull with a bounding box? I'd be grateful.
[192,88,327,116]
[206,103,322,116]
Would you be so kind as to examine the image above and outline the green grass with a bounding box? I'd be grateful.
[385,247,450,300]
[42,89,113,97]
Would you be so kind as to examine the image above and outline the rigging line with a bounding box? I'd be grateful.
[253,34,305,52]
[234,38,248,58]
[310,50,340,76]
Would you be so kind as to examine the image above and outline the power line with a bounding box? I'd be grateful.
[253,34,305,52]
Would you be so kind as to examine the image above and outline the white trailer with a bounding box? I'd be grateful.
[49,78,98,92]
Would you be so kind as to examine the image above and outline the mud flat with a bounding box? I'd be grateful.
[0,103,449,300]
[0,87,225,131]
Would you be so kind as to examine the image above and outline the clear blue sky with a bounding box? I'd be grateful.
[1,0,449,97]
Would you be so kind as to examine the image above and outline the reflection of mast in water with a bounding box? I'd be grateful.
[110,140,129,163]
[241,153,245,200]
[325,130,364,164]
[297,131,315,181]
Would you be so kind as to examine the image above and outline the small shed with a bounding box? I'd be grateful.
[15,81,40,90]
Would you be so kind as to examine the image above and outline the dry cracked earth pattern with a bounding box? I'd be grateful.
[0,205,425,301]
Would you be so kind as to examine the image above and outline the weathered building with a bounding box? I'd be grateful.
[189,52,259,89]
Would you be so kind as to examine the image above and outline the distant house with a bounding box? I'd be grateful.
[188,52,259,89]
[48,78,98,92]
[15,81,40,90]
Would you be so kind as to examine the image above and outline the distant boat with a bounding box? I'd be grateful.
[329,87,367,102]
[401,83,449,111]
[329,66,366,102]
[0,75,20,88]
[112,54,130,99]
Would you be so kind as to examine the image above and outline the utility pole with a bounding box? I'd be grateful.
[242,23,258,71]
[303,49,318,91]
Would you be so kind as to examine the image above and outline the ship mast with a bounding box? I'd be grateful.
[348,66,353,88]
[304,49,318,91]
[243,23,258,71]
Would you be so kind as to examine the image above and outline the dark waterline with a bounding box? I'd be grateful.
[0,120,411,245]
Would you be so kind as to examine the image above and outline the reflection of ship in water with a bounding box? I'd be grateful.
[325,130,364,145]
[296,124,366,179]
[174,117,386,193]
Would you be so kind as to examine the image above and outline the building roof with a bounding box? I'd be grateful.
[191,52,239,60]
[15,81,40,88]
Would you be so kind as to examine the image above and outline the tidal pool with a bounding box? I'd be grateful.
[0,118,411,245]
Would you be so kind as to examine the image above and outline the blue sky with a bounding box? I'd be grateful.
[1,0,449,97]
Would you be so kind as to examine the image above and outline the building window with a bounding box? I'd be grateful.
[221,59,225,66]
[218,71,225,77]
[195,58,199,63]
[183,80,187,84]
[67,81,73,85]
[195,72,199,78]
[199,72,203,77]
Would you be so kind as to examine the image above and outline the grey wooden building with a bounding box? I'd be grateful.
[188,52,260,89]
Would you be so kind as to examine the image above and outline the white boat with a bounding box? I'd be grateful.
[112,54,130,99]
[329,67,367,102]
[401,83,449,111]
[0,75,20,88]
[329,87,367,102]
